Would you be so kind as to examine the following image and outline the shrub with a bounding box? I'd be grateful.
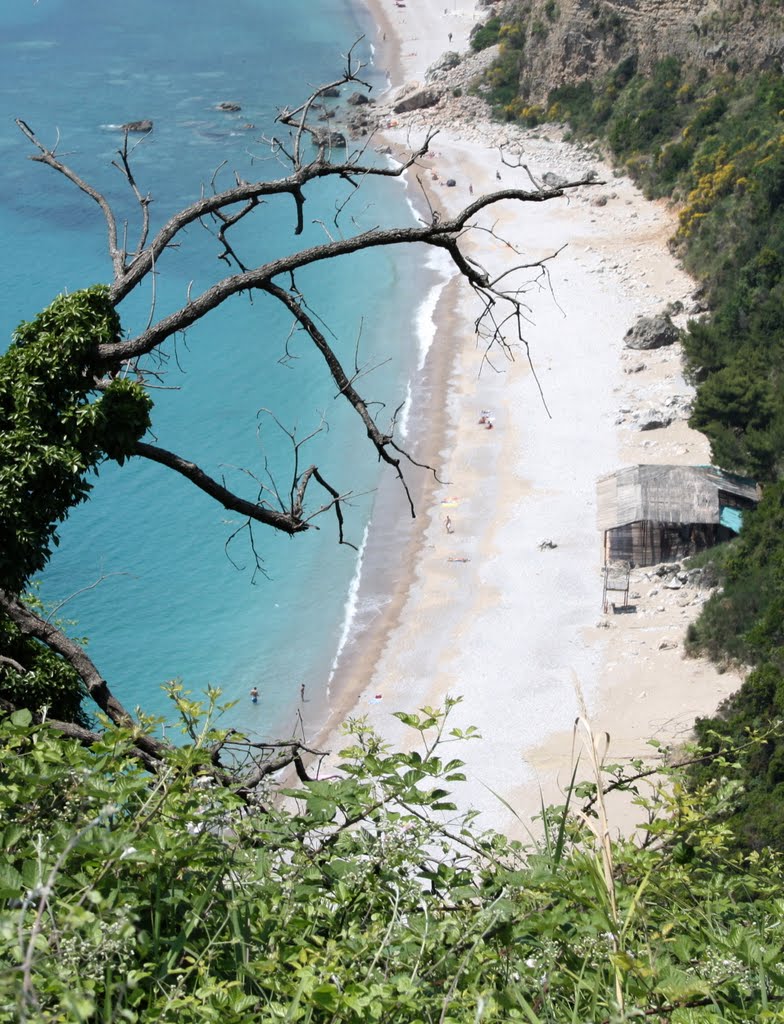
[470,15,502,51]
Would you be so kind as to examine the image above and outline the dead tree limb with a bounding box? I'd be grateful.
[8,62,598,748]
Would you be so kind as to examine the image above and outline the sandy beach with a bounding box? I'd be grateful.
[316,0,744,837]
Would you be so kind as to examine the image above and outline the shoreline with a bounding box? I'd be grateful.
[306,5,469,745]
[314,0,744,837]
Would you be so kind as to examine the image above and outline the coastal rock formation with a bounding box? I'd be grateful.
[119,120,153,133]
[393,86,442,114]
[425,51,462,81]
[496,0,784,106]
[216,102,242,112]
[312,127,347,148]
[624,314,679,350]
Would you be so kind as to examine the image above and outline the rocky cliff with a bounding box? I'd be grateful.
[501,0,784,104]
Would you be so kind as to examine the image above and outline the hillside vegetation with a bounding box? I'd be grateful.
[3,699,784,1021]
[475,1,784,852]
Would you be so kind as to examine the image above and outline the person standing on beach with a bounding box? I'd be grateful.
[445,515,454,534]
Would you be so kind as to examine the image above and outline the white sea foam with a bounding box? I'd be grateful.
[14,40,57,50]
[398,248,452,438]
[326,522,370,698]
[397,378,414,439]
[415,249,451,371]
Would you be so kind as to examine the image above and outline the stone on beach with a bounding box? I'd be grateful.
[624,313,679,350]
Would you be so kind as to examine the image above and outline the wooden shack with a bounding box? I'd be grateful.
[596,465,759,567]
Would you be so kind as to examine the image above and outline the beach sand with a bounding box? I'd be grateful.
[315,0,744,838]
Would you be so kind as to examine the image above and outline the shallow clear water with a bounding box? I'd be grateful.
[0,0,424,737]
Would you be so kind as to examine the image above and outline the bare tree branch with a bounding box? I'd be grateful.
[15,118,124,281]
[111,130,153,258]
[134,440,311,535]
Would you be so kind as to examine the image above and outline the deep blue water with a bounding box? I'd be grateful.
[0,0,423,737]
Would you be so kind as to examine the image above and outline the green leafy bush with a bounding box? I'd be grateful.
[3,698,784,1022]
[470,15,502,51]
[0,287,152,593]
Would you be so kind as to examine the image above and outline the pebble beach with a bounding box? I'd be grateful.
[314,0,744,836]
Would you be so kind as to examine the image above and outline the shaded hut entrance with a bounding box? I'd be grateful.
[597,465,759,568]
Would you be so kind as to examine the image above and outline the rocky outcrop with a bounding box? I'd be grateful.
[393,87,443,114]
[616,394,694,431]
[119,120,153,133]
[496,0,784,106]
[311,127,347,148]
[426,51,462,80]
[624,314,679,350]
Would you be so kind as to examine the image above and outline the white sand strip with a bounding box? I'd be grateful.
[330,0,743,836]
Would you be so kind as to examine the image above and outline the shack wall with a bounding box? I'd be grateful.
[605,520,726,566]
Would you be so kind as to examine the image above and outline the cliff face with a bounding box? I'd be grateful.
[506,0,784,103]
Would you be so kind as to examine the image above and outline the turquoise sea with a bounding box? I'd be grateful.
[0,0,432,738]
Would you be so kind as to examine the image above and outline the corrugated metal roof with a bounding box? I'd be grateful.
[596,465,759,531]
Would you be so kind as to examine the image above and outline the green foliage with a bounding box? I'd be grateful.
[2,699,784,1021]
[0,603,90,728]
[470,15,502,52]
[0,287,152,594]
[472,13,528,117]
[692,683,784,851]
[606,57,683,157]
[689,363,776,476]
[685,483,784,849]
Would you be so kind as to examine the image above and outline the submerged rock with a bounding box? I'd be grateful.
[120,119,153,133]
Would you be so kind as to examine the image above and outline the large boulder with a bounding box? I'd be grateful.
[393,87,442,114]
[624,314,679,350]
[312,127,347,148]
[348,91,370,106]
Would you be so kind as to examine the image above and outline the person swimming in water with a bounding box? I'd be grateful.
[250,686,259,703]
